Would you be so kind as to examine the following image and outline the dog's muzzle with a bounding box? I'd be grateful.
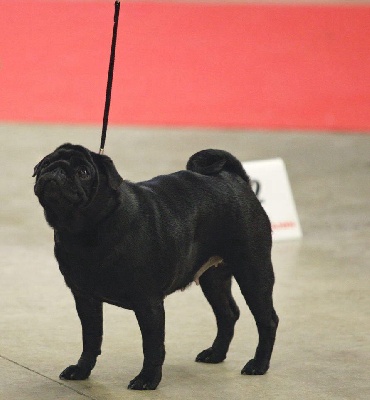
[35,170,81,206]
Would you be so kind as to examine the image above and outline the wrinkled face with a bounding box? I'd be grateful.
[33,144,98,214]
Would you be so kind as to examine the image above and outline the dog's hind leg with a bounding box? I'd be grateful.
[196,265,240,364]
[233,258,279,375]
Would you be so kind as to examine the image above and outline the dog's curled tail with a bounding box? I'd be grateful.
[186,149,250,184]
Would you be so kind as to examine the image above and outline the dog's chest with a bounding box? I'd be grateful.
[56,244,99,288]
[55,238,130,300]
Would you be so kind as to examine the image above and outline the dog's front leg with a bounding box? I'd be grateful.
[60,292,103,380]
[128,299,165,390]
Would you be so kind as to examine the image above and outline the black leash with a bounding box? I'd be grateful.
[99,0,121,155]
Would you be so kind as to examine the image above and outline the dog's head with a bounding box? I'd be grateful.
[33,143,122,232]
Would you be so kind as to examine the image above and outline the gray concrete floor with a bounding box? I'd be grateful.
[0,123,369,399]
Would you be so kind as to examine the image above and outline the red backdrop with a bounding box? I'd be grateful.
[0,1,369,131]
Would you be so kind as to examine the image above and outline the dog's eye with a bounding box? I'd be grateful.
[77,166,90,180]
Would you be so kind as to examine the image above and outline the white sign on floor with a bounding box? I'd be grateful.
[242,158,302,241]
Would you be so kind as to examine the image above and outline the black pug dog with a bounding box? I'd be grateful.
[33,143,278,390]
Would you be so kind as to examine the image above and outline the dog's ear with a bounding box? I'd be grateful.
[32,161,41,177]
[92,153,123,190]
[32,156,48,177]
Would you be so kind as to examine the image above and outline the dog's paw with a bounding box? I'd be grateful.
[59,364,91,380]
[127,371,161,391]
[195,347,226,364]
[241,359,269,375]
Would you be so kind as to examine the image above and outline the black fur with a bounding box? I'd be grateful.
[33,144,278,390]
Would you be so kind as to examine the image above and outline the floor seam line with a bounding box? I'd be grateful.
[0,354,98,400]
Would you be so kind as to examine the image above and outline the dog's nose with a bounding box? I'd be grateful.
[52,167,66,179]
